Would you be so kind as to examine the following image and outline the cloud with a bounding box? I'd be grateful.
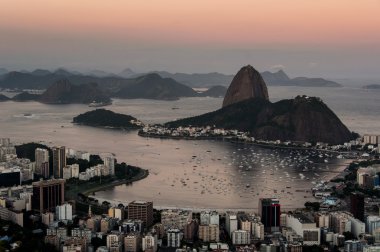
[270,64,285,71]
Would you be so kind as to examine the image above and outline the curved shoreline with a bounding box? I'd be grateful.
[83,168,149,196]
[65,168,149,200]
[138,131,358,155]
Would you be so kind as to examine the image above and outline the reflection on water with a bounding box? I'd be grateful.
[94,139,349,210]
[0,85,378,209]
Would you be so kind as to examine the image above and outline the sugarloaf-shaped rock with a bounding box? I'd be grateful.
[222,65,269,107]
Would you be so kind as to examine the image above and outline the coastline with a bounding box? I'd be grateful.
[138,131,359,155]
[65,168,149,200]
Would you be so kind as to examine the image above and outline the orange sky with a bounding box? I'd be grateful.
[1,0,379,76]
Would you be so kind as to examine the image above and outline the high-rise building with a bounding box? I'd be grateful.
[231,230,250,245]
[56,203,73,221]
[167,229,183,248]
[142,233,157,252]
[52,146,66,178]
[109,206,124,220]
[0,168,21,187]
[259,198,281,233]
[106,232,123,252]
[124,233,141,252]
[200,211,219,226]
[184,219,198,242]
[198,224,219,242]
[127,201,153,227]
[351,192,365,222]
[35,148,49,175]
[226,212,238,237]
[32,179,65,213]
[41,162,50,178]
[104,156,115,176]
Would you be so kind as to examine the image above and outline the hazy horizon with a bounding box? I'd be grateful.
[1,0,380,79]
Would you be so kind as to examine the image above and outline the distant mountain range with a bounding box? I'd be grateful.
[0,69,230,101]
[0,67,341,90]
[0,93,10,101]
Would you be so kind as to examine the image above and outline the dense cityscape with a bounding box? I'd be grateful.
[1,1,380,252]
[1,135,380,252]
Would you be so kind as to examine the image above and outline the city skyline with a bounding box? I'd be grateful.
[1,1,380,78]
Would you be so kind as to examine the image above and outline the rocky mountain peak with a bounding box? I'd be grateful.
[222,65,269,107]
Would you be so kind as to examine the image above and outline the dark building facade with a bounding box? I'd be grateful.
[259,198,281,233]
[127,201,153,227]
[52,146,66,178]
[350,192,365,222]
[0,170,21,187]
[32,179,65,213]
[184,219,198,242]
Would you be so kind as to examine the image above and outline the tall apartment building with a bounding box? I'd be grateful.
[0,138,16,162]
[198,224,219,242]
[108,206,124,220]
[259,198,281,233]
[104,156,115,176]
[52,146,66,178]
[41,162,50,178]
[56,203,73,221]
[124,233,142,252]
[127,201,153,227]
[142,233,157,252]
[226,212,238,237]
[35,148,49,175]
[184,219,198,242]
[167,229,183,248]
[200,211,219,225]
[285,213,321,245]
[231,230,250,245]
[106,232,123,252]
[32,179,65,213]
[351,192,365,222]
[238,213,252,234]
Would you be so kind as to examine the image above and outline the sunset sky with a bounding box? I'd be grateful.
[1,0,379,78]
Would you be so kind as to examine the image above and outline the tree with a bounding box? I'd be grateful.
[343,231,355,240]
[304,202,320,211]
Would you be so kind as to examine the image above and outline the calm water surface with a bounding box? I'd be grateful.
[0,86,379,209]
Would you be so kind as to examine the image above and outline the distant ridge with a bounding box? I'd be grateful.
[115,73,198,100]
[363,84,380,89]
[39,79,110,104]
[0,94,10,101]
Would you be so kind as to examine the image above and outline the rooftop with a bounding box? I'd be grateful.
[292,213,314,224]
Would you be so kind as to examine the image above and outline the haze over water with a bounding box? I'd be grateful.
[1,85,378,209]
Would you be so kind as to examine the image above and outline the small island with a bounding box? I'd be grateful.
[73,109,144,129]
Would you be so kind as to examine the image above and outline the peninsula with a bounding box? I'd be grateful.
[165,65,354,145]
